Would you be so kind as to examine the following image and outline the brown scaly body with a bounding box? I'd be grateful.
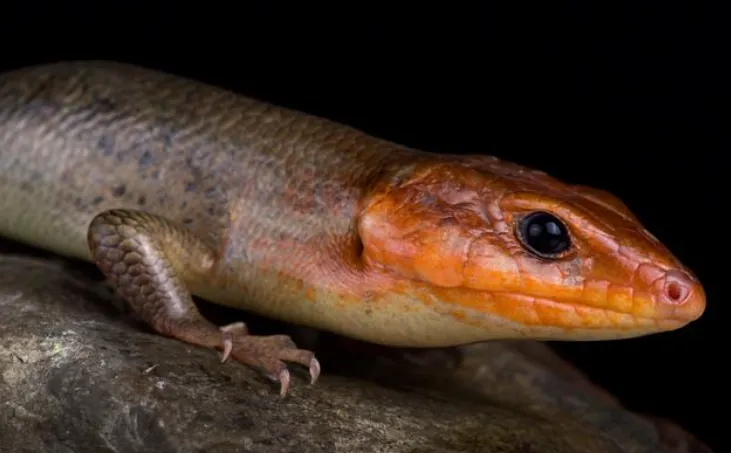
[0,61,705,395]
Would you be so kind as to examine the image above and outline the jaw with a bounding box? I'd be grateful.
[296,258,699,347]
[348,280,696,346]
[319,275,692,348]
[424,285,695,339]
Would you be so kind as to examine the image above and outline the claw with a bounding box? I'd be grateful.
[219,322,248,363]
[220,339,233,363]
[278,368,291,397]
[309,358,321,384]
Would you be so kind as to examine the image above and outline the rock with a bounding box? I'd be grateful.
[0,252,713,453]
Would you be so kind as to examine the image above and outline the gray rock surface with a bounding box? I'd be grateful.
[0,252,713,453]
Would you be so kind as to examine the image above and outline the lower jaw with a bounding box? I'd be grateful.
[437,291,691,338]
[478,292,692,332]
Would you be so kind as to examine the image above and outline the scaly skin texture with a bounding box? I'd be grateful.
[0,61,706,394]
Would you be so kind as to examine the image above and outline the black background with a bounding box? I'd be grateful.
[1,2,725,451]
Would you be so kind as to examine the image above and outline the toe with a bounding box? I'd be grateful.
[278,348,316,367]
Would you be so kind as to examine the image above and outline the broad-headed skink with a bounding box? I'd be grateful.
[0,61,706,395]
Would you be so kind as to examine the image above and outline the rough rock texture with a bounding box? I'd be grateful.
[0,251,713,453]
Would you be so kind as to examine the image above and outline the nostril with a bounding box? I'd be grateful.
[665,280,687,303]
[662,270,692,305]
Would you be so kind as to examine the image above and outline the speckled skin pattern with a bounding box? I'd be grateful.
[0,61,705,393]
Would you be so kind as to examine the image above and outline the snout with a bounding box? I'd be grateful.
[653,268,706,322]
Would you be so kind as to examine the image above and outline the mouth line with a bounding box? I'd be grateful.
[497,291,693,324]
[559,302,692,324]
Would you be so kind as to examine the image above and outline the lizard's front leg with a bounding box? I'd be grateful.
[87,209,320,396]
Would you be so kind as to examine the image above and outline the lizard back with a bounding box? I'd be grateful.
[0,61,397,261]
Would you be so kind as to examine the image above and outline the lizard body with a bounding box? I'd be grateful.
[0,61,705,394]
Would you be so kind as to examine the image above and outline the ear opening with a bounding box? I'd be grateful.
[352,229,365,260]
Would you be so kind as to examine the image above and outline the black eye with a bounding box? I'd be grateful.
[516,211,571,259]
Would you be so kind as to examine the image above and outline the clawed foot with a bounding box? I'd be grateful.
[219,322,320,396]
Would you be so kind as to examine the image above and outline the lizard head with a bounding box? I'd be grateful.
[357,155,705,343]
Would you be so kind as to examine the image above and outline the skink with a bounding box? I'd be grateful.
[0,61,706,395]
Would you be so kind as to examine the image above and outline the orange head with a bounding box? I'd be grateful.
[357,154,705,342]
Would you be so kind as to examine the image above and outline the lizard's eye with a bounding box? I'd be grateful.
[516,211,572,259]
